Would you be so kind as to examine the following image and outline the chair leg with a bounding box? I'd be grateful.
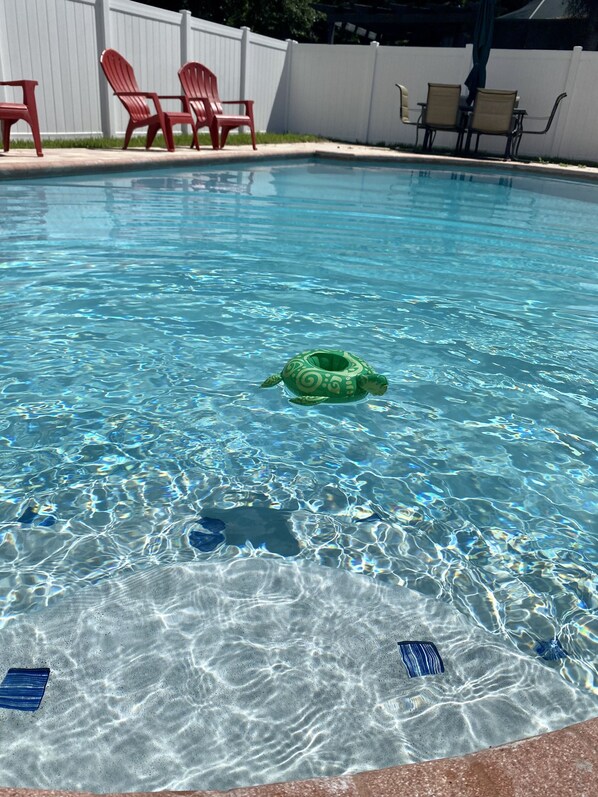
[220,126,231,149]
[512,130,523,159]
[246,107,257,150]
[208,121,219,150]
[26,108,43,157]
[146,123,160,149]
[190,122,199,150]
[464,129,473,155]
[504,134,512,161]
[2,120,13,152]
[162,118,176,152]
[123,120,136,150]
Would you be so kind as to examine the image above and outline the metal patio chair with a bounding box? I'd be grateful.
[464,88,519,160]
[395,83,424,147]
[396,83,464,152]
[420,83,464,151]
[512,92,567,158]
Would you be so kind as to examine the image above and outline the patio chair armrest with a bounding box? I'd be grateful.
[520,92,567,136]
[221,100,254,112]
[115,90,165,112]
[157,94,191,111]
[0,80,39,105]
[0,80,38,87]
[115,91,156,98]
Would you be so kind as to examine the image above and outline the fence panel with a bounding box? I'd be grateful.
[552,50,598,162]
[188,17,242,103]
[246,33,288,132]
[287,44,374,142]
[1,0,102,137]
[110,0,183,135]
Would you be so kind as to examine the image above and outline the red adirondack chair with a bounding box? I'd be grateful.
[0,80,43,157]
[178,62,256,150]
[100,49,197,152]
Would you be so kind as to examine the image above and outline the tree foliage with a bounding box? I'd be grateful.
[567,0,598,19]
[133,0,598,44]
[222,0,322,40]
[141,0,323,40]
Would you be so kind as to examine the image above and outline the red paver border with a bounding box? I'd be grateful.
[1,715,597,797]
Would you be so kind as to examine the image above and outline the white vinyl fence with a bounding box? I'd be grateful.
[287,41,598,162]
[0,0,289,140]
[1,0,597,162]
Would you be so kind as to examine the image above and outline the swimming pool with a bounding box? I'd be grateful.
[0,158,597,788]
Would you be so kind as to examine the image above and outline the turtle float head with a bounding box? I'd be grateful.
[358,374,388,396]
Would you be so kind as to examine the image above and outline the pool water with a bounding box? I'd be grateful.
[1,160,597,696]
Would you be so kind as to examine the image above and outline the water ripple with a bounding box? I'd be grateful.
[0,162,597,703]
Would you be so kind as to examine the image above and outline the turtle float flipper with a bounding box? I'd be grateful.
[260,374,283,388]
[289,395,329,405]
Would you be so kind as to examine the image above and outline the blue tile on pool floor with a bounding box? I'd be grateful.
[0,668,50,711]
[398,641,444,677]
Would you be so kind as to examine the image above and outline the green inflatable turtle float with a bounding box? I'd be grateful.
[260,349,388,405]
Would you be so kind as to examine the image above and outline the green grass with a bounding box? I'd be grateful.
[14,131,324,149]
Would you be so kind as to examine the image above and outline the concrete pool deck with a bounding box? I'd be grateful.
[1,140,597,797]
[1,140,598,182]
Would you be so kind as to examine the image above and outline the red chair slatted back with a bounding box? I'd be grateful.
[100,49,152,122]
[178,62,223,125]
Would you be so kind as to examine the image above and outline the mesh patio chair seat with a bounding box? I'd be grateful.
[420,83,464,151]
[396,83,464,152]
[464,88,519,160]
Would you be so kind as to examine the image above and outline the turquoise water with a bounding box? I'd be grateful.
[1,160,597,693]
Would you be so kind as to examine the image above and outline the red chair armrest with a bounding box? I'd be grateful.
[115,90,164,111]
[157,94,190,110]
[221,100,254,115]
[114,91,155,98]
[0,80,39,106]
[0,80,38,87]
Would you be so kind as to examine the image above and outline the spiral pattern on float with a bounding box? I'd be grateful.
[295,368,323,393]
